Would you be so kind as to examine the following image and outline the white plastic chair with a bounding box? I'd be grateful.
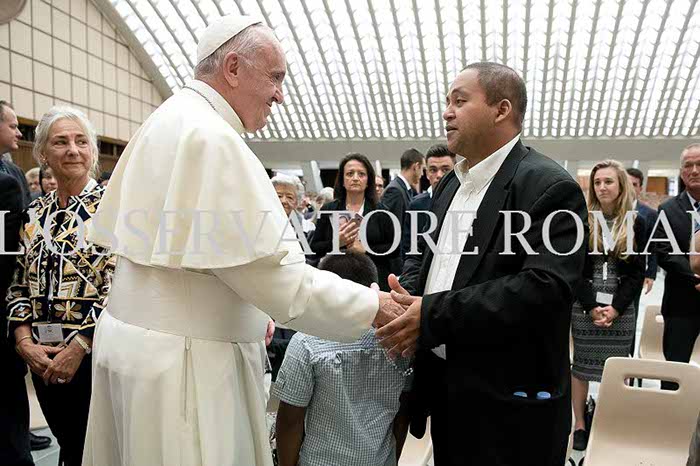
[585,357,700,465]
[399,418,433,466]
[637,305,664,361]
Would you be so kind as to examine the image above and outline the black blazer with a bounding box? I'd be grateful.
[0,172,26,376]
[0,159,31,208]
[575,217,646,314]
[401,191,432,260]
[655,192,700,319]
[636,201,659,279]
[381,177,413,274]
[381,177,413,223]
[309,199,399,291]
[400,141,588,466]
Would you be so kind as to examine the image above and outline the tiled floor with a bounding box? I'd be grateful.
[30,427,59,466]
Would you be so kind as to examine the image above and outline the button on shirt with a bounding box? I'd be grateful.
[272,330,411,466]
[425,134,521,359]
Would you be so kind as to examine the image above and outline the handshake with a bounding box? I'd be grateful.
[370,274,422,359]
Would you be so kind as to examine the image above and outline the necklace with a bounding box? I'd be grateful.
[183,85,216,112]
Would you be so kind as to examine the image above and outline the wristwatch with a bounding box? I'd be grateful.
[74,335,92,354]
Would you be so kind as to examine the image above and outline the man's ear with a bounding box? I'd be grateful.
[494,99,513,124]
[222,51,241,88]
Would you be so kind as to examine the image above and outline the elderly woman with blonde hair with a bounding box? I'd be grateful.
[6,106,116,466]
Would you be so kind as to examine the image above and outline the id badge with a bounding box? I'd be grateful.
[596,292,613,306]
[36,323,64,344]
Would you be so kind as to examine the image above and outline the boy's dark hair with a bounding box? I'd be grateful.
[318,252,378,287]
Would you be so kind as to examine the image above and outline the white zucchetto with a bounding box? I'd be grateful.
[196,14,263,65]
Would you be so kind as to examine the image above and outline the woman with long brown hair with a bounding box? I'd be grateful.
[571,159,645,451]
[310,153,399,290]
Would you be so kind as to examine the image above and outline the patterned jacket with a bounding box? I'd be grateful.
[7,179,116,344]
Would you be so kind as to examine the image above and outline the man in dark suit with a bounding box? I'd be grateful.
[382,148,424,274]
[0,101,31,207]
[654,143,700,390]
[377,62,588,466]
[401,144,455,259]
[626,168,659,357]
[381,148,425,224]
[0,172,34,466]
[626,168,658,296]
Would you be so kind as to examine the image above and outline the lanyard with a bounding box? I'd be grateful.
[602,260,608,283]
[44,209,66,324]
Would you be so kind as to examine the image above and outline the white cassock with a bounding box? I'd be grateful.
[81,79,378,466]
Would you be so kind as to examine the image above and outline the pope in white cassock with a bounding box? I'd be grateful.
[81,15,402,466]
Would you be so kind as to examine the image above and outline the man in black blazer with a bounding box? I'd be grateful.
[382,149,425,273]
[654,143,700,390]
[381,148,425,224]
[626,168,659,295]
[0,101,31,208]
[626,168,659,357]
[377,62,588,466]
[0,171,34,466]
[401,144,455,259]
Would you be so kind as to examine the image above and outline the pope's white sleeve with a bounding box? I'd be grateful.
[212,254,378,342]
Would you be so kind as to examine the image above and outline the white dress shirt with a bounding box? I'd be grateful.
[425,134,521,359]
[688,192,700,232]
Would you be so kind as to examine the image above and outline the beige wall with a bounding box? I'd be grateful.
[0,0,164,142]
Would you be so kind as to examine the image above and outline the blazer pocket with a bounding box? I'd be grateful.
[505,391,567,462]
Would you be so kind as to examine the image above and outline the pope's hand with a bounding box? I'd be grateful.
[375,274,421,359]
[371,283,406,328]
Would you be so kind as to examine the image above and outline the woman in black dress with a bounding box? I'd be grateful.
[310,153,399,291]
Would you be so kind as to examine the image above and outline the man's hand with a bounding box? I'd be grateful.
[42,341,85,385]
[387,274,408,296]
[643,278,654,294]
[376,292,421,358]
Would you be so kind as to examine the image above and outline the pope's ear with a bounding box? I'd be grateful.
[222,52,241,88]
